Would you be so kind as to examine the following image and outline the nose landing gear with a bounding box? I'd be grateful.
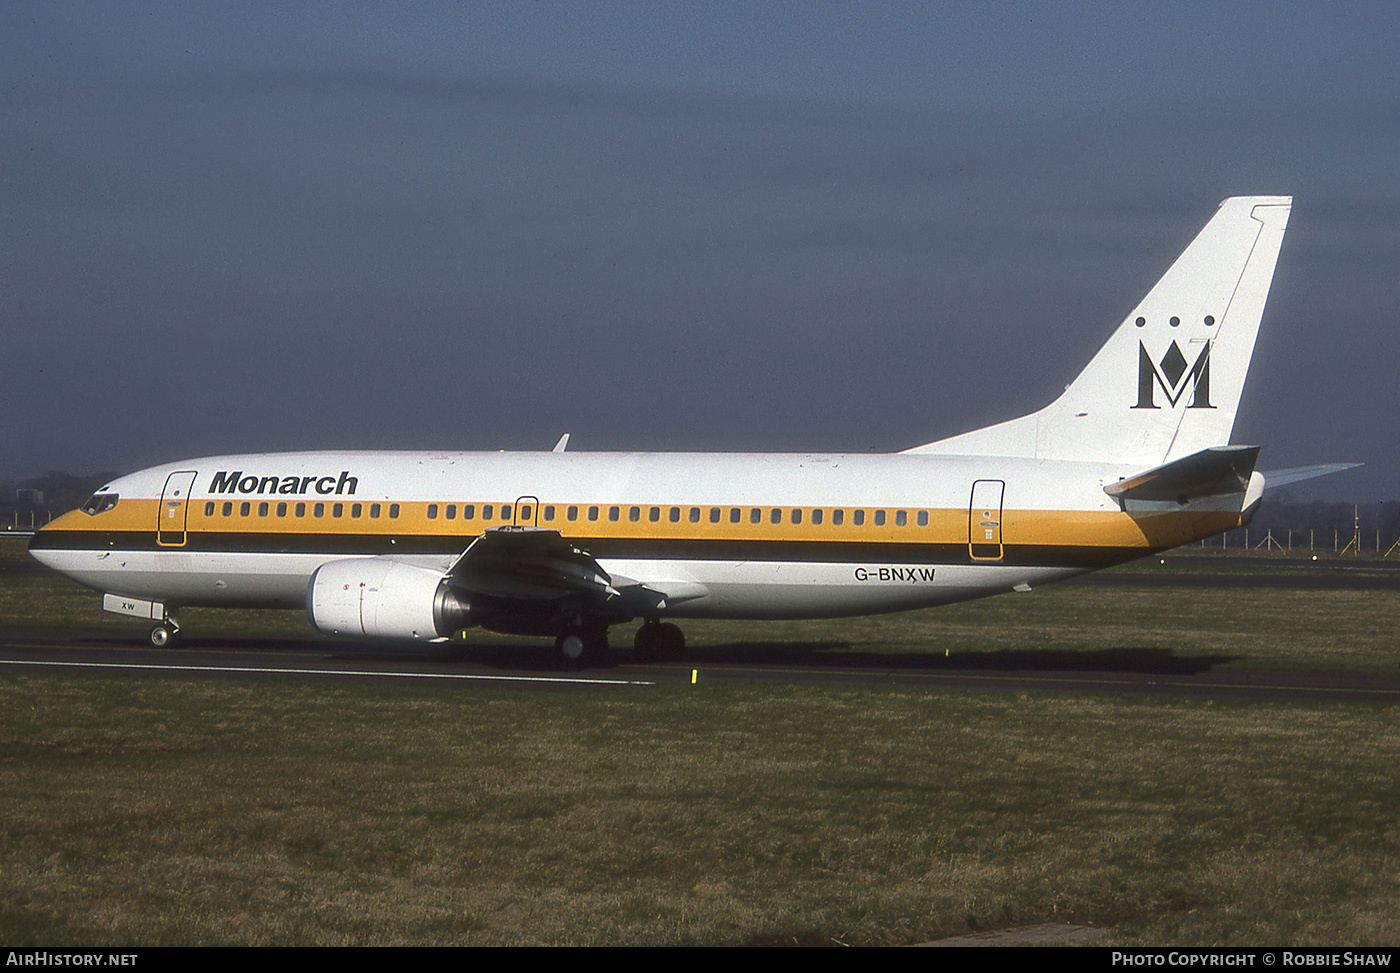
[149,618,181,648]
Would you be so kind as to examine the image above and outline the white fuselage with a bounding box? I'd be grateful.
[29,448,1243,623]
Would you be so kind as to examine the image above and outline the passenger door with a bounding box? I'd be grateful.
[157,471,199,547]
[512,496,540,528]
[968,479,1005,561]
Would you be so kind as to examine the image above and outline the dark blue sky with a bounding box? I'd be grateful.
[4,2,1398,499]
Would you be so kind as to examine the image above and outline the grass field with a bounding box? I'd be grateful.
[2,536,1399,945]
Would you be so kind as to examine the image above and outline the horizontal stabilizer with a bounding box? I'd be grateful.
[1259,463,1362,489]
[1104,445,1260,504]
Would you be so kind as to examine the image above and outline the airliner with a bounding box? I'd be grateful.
[29,196,1347,665]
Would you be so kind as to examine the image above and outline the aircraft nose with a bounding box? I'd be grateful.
[26,508,78,568]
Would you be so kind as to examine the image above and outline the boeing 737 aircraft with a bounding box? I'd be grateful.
[30,196,1343,665]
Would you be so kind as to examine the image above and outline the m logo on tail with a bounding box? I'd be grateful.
[1134,340,1214,410]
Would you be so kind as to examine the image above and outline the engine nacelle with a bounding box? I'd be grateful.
[306,558,471,640]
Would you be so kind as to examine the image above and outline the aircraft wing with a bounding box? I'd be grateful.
[445,526,710,613]
[447,526,619,600]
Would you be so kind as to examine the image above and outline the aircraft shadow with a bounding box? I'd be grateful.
[453,640,1239,676]
[661,643,1239,676]
[68,632,1237,677]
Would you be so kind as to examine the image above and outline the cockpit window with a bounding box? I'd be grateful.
[80,492,119,516]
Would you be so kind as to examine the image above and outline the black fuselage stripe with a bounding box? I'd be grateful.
[30,529,1139,570]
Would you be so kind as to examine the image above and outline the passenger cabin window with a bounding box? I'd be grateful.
[588,506,599,521]
[445,505,456,520]
[427,504,438,519]
[80,492,120,516]
[895,510,907,527]
[204,502,215,516]
[388,504,399,518]
[295,502,306,517]
[370,503,381,518]
[333,503,343,518]
[832,509,844,526]
[259,502,269,517]
[278,502,288,517]
[874,510,886,526]
[812,509,823,525]
[917,510,928,527]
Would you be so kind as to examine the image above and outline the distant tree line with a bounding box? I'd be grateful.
[1,471,118,529]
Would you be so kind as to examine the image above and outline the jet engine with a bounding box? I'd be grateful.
[306,558,471,640]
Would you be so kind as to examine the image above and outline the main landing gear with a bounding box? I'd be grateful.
[553,624,610,668]
[633,620,684,659]
[551,620,687,667]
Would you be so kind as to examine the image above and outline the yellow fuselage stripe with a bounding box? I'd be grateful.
[55,498,1244,550]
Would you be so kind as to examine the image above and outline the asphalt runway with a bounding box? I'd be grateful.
[3,626,1398,704]
[1071,556,1400,589]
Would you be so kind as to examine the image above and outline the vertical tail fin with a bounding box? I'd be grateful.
[904,196,1292,464]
